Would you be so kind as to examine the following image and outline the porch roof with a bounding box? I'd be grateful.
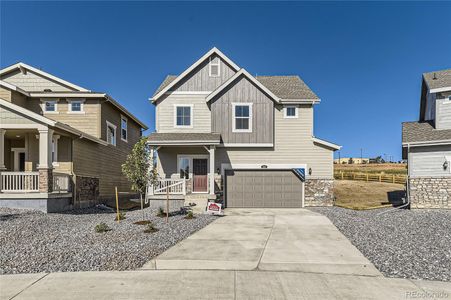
[147,132,221,146]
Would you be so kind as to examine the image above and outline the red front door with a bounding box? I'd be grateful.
[193,159,208,192]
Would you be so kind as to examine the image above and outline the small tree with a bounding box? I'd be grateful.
[122,137,157,220]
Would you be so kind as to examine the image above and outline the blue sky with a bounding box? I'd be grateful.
[1,1,450,161]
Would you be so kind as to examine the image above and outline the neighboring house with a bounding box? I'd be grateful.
[334,157,370,164]
[402,68,451,209]
[148,48,340,208]
[0,62,148,212]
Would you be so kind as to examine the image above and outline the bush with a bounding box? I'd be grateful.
[157,207,166,217]
[184,210,195,219]
[143,222,158,233]
[134,220,152,225]
[95,222,111,233]
[114,211,126,221]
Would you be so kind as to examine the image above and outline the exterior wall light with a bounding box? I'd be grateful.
[443,161,449,171]
[309,168,312,175]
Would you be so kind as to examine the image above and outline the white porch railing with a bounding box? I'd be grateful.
[150,178,186,195]
[53,173,71,193]
[0,171,39,193]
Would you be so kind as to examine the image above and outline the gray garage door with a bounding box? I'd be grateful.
[225,169,303,208]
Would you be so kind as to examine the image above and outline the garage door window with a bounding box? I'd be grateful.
[232,103,252,132]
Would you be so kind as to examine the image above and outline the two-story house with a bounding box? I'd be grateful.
[0,62,148,212]
[402,69,451,209]
[148,48,340,209]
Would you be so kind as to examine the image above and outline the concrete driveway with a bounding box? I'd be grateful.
[143,208,381,276]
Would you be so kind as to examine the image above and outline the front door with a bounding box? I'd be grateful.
[193,159,208,192]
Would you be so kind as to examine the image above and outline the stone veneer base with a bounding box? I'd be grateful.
[304,178,334,207]
[409,177,451,209]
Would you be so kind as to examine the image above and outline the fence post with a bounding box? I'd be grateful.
[341,172,344,180]
[379,175,382,182]
[393,175,395,184]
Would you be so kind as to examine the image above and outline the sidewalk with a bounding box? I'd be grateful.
[2,269,451,300]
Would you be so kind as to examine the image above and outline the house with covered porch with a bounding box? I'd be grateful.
[0,62,147,212]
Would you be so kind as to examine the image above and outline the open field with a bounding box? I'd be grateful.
[334,163,407,175]
[334,180,405,210]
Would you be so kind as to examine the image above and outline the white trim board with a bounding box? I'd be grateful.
[232,102,253,133]
[312,137,341,150]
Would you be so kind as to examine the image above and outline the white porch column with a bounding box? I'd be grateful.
[0,129,6,170]
[209,145,215,195]
[38,128,54,169]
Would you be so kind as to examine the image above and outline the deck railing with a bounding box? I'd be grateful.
[0,171,40,193]
[53,173,71,193]
[150,178,186,195]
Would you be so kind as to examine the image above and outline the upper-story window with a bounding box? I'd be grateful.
[174,105,193,128]
[232,103,253,133]
[284,106,298,118]
[68,99,85,113]
[209,57,220,77]
[41,99,58,113]
[106,121,117,146]
[121,115,128,142]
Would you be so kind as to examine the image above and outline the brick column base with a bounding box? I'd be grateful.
[39,168,53,193]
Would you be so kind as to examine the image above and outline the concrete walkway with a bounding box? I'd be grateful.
[144,208,381,276]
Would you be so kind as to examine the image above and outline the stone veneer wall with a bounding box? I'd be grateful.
[409,177,451,209]
[38,168,53,193]
[75,176,100,208]
[304,178,334,207]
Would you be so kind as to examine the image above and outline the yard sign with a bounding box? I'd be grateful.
[206,202,222,215]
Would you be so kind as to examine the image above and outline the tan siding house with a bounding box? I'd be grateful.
[0,62,147,212]
[148,48,340,209]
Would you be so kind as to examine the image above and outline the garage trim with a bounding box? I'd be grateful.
[222,163,307,208]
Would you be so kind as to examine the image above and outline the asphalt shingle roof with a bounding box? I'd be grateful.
[402,121,451,144]
[423,69,451,90]
[153,74,318,100]
[148,132,221,145]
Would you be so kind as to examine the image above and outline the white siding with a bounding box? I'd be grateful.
[435,98,451,130]
[409,145,451,177]
[156,94,211,133]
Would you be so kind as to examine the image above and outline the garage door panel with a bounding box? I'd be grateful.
[226,170,303,208]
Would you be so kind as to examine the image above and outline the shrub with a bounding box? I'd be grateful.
[184,210,195,219]
[157,207,166,217]
[134,220,152,225]
[143,222,158,233]
[114,211,126,221]
[95,222,111,233]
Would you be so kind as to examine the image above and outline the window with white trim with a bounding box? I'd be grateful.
[284,106,298,118]
[43,100,57,113]
[232,103,252,132]
[68,99,85,113]
[106,121,117,146]
[121,116,128,142]
[209,57,220,77]
[175,105,193,127]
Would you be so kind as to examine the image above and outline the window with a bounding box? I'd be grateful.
[121,116,128,142]
[68,99,85,113]
[106,121,117,146]
[284,106,298,118]
[43,100,57,113]
[51,135,60,166]
[209,57,220,77]
[179,157,190,179]
[174,105,193,127]
[232,103,252,132]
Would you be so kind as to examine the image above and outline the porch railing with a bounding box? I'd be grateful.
[53,173,71,193]
[150,178,186,195]
[0,171,40,193]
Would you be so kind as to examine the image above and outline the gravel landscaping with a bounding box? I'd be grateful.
[0,206,216,274]
[310,206,451,282]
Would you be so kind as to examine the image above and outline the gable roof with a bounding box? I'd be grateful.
[206,69,281,103]
[151,47,240,102]
[0,62,90,92]
[423,68,451,93]
[402,121,451,145]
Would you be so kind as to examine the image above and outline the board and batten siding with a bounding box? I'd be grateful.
[210,75,274,144]
[409,145,451,177]
[435,98,451,130]
[1,69,77,92]
[156,94,211,133]
[215,104,334,179]
[170,54,237,92]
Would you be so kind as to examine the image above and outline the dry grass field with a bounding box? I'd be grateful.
[334,180,406,210]
[334,163,407,175]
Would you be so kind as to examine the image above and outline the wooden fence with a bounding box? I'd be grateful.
[334,171,407,185]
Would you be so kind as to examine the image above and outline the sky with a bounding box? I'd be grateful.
[1,1,450,161]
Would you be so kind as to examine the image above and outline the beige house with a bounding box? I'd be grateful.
[148,48,340,208]
[0,63,147,212]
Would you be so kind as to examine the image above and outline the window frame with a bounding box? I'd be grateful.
[120,115,128,142]
[209,57,220,77]
[232,103,253,133]
[284,105,298,118]
[174,104,194,128]
[41,99,59,114]
[67,98,85,114]
[106,121,117,146]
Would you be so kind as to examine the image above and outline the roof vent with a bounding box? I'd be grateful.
[432,73,437,80]
[43,89,52,92]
